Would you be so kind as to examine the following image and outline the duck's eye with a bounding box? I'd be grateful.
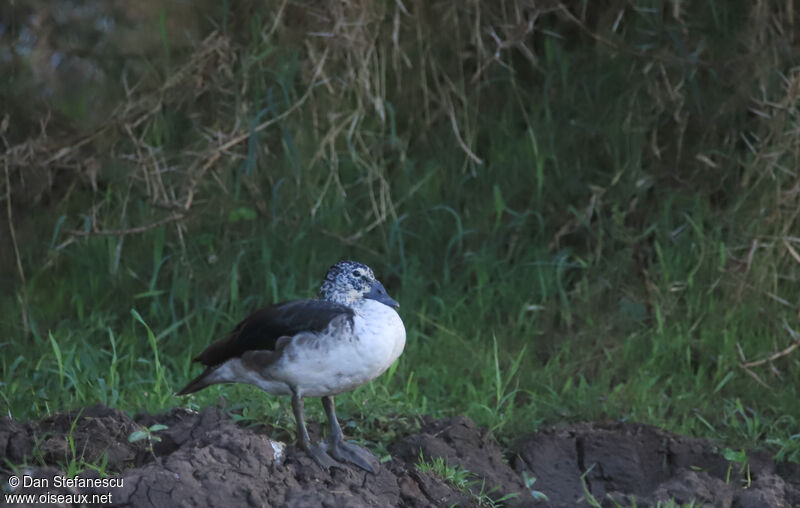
[352,270,362,278]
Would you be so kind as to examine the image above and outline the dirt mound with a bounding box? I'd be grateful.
[513,421,800,507]
[2,405,799,507]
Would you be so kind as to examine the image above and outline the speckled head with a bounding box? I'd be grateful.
[320,260,399,309]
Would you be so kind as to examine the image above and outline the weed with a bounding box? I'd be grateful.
[129,423,169,463]
[521,471,549,502]
[722,447,751,489]
[415,452,517,508]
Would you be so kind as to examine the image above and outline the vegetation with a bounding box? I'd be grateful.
[2,0,800,466]
[415,452,524,507]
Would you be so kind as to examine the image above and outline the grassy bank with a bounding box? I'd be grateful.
[2,0,800,464]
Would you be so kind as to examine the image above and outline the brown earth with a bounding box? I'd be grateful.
[1,404,799,507]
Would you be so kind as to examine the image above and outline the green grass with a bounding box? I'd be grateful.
[2,409,115,480]
[415,452,521,507]
[2,0,800,472]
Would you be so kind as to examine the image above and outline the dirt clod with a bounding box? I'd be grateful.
[2,405,800,507]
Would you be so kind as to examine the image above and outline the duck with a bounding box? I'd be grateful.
[176,260,406,473]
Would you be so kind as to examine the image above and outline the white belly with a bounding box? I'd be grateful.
[218,300,406,397]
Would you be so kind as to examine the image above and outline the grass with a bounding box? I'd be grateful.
[2,409,115,480]
[415,452,521,507]
[2,0,800,478]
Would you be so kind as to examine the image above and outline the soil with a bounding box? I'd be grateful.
[1,404,799,507]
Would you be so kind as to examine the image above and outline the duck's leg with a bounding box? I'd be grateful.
[291,392,338,470]
[321,395,378,473]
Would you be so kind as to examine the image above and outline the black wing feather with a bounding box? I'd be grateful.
[193,299,354,367]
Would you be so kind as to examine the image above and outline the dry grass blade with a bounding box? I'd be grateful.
[3,158,25,287]
[737,323,800,390]
[66,213,185,238]
[4,156,29,334]
[740,323,800,369]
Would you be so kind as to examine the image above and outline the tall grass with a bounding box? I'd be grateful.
[2,0,800,460]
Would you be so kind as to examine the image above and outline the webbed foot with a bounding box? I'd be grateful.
[326,438,378,474]
[299,441,340,471]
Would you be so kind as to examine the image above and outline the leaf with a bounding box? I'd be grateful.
[49,215,68,250]
[228,207,257,222]
[128,430,148,443]
[722,447,747,463]
[493,184,506,230]
[149,424,168,432]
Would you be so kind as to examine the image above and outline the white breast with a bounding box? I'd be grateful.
[351,299,407,376]
[263,299,406,397]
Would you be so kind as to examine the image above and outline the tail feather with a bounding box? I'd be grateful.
[175,366,218,396]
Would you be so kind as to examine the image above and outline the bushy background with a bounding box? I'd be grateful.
[2,0,800,462]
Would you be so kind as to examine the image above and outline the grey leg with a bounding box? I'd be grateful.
[292,393,337,470]
[322,396,378,474]
[322,395,345,441]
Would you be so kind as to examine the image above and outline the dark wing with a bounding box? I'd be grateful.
[192,299,354,367]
